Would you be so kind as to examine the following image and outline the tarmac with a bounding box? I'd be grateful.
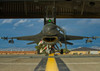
[61,57,100,71]
[0,54,100,71]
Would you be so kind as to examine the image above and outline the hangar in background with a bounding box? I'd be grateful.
[1,0,100,18]
[69,47,100,55]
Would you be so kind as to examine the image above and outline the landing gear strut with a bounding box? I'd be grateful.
[60,49,63,54]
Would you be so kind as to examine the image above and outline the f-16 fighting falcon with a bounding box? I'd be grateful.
[0,3,100,54]
[0,18,99,54]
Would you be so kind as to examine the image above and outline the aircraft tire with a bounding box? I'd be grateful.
[50,48,55,54]
[60,49,63,54]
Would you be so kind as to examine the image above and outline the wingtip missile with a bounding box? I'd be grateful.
[0,37,8,40]
[92,36,100,40]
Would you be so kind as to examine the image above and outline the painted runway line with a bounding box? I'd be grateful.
[34,57,48,71]
[45,54,59,71]
[34,54,71,71]
[55,58,70,71]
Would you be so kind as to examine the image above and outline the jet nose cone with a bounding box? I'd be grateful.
[42,25,57,35]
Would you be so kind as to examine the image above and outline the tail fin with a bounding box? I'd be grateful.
[44,6,56,25]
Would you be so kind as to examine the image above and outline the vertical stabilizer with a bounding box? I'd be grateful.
[44,6,56,25]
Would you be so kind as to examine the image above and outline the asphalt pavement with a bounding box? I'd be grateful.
[0,54,100,71]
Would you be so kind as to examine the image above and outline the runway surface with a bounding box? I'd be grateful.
[0,54,100,71]
[61,58,100,71]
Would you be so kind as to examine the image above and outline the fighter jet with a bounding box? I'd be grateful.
[0,17,99,54]
[0,5,100,54]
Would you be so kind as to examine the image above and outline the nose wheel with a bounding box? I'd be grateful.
[50,48,55,54]
[60,49,63,54]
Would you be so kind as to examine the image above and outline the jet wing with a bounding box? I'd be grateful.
[60,35,95,45]
[14,34,42,42]
[66,35,90,40]
[1,33,42,43]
